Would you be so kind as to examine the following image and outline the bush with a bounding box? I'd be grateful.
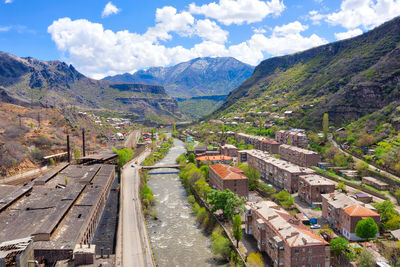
[3,125,29,139]
[31,147,44,161]
[247,252,264,267]
[211,228,231,260]
[275,190,294,208]
[187,195,196,204]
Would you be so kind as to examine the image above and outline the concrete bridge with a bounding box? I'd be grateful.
[141,164,180,170]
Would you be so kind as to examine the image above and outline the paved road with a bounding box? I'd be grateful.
[330,135,400,183]
[117,148,153,267]
[124,130,141,149]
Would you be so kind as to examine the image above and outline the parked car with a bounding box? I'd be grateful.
[310,224,321,229]
[131,164,135,168]
[375,168,381,172]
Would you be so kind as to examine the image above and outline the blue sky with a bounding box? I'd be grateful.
[1,0,400,78]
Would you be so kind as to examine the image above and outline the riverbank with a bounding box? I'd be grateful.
[145,138,221,266]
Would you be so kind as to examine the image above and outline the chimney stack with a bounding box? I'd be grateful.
[82,129,86,157]
[67,135,71,163]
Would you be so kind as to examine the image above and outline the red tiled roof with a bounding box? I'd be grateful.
[196,155,232,161]
[262,138,280,144]
[210,164,247,180]
[344,205,379,217]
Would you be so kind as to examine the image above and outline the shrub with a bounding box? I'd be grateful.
[187,195,196,204]
[355,217,379,239]
[246,252,264,267]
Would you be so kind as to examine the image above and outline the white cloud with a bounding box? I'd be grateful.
[252,27,267,34]
[0,26,11,32]
[334,28,363,40]
[48,18,326,79]
[144,6,194,42]
[194,19,229,44]
[5,0,13,3]
[102,2,121,18]
[189,0,285,25]
[312,0,400,30]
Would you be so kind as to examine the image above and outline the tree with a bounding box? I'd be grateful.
[374,200,398,222]
[357,248,376,267]
[258,116,263,132]
[246,252,264,267]
[233,214,242,248]
[323,113,329,142]
[275,190,294,208]
[395,189,400,202]
[355,160,369,176]
[355,217,378,239]
[113,147,134,168]
[211,228,231,260]
[336,182,346,192]
[357,134,376,148]
[74,148,81,160]
[207,189,245,220]
[188,153,196,164]
[330,237,349,256]
[245,166,260,191]
[199,165,209,180]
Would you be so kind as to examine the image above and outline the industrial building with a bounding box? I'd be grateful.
[0,164,115,265]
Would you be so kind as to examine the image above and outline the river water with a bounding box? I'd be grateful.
[146,138,223,267]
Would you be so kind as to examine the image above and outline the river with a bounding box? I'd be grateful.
[146,138,223,267]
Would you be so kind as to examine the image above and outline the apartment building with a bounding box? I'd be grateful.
[209,164,248,198]
[279,144,320,167]
[246,150,314,193]
[275,129,308,148]
[321,193,379,240]
[245,201,330,267]
[221,144,238,157]
[298,175,335,206]
[235,133,280,154]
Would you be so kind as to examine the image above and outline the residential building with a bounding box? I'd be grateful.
[196,155,233,165]
[261,138,280,154]
[246,150,314,193]
[362,177,390,191]
[321,193,378,240]
[342,205,380,241]
[275,129,308,148]
[235,133,280,154]
[245,201,330,267]
[209,164,248,198]
[0,237,34,267]
[298,175,335,206]
[237,150,252,163]
[279,144,320,167]
[221,144,238,157]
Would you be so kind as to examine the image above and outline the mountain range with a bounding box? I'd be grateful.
[103,57,254,98]
[0,52,181,121]
[214,16,400,128]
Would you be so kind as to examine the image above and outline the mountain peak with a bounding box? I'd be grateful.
[103,56,254,97]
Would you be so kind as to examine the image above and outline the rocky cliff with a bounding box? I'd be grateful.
[0,52,181,120]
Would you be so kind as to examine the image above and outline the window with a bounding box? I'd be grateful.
[316,264,321,267]
[295,249,299,254]
[308,248,312,253]
[308,256,311,261]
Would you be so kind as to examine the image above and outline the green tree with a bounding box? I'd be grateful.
[113,147,134,168]
[65,176,68,185]
[188,153,196,164]
[355,160,369,176]
[323,113,329,142]
[374,200,398,222]
[246,252,264,267]
[357,248,376,267]
[355,217,378,239]
[245,166,260,191]
[211,228,231,260]
[357,134,376,148]
[395,189,400,202]
[199,165,209,180]
[330,237,349,256]
[336,182,346,192]
[208,189,245,220]
[258,116,263,132]
[275,190,294,208]
[151,128,156,140]
[233,214,242,248]
[74,148,81,159]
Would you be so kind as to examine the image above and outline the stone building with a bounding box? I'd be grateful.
[321,193,379,241]
[209,164,248,198]
[279,144,320,167]
[245,201,330,267]
[221,144,238,157]
[298,175,335,206]
[246,150,314,193]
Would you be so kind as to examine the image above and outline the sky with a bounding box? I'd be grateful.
[1,0,400,79]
